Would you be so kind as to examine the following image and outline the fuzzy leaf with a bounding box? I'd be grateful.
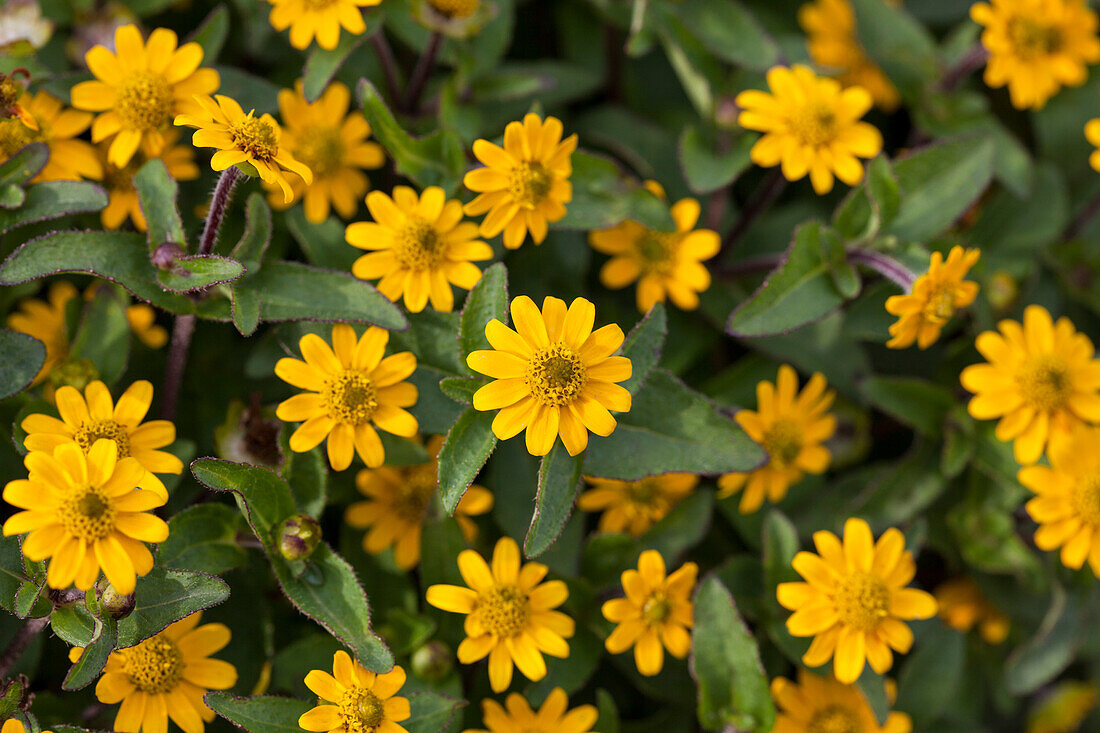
[63,618,117,691]
[459,262,508,363]
[0,329,45,400]
[302,10,383,101]
[205,693,312,733]
[0,142,47,186]
[438,408,497,514]
[69,285,130,384]
[156,255,244,293]
[675,0,780,71]
[439,377,482,404]
[525,444,585,557]
[133,159,186,252]
[159,504,249,575]
[679,127,755,195]
[116,568,231,647]
[621,303,667,393]
[0,181,108,234]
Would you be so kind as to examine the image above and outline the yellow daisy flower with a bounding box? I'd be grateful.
[426,536,574,692]
[0,69,37,130]
[270,80,385,223]
[6,280,77,384]
[885,246,981,350]
[267,0,380,51]
[934,577,1010,644]
[1028,682,1098,733]
[588,184,720,313]
[2,720,53,733]
[960,304,1100,465]
[717,365,836,514]
[1,440,168,594]
[0,90,101,182]
[345,435,494,569]
[462,688,597,733]
[126,305,169,349]
[70,24,219,167]
[274,323,419,471]
[771,669,912,733]
[602,550,697,677]
[94,611,237,733]
[99,129,198,232]
[174,94,312,204]
[298,651,410,733]
[736,65,883,194]
[463,113,577,249]
[777,517,937,684]
[466,295,632,456]
[576,473,698,536]
[971,0,1100,110]
[346,186,492,313]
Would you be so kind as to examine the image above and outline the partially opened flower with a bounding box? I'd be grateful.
[267,0,380,51]
[885,246,980,350]
[771,669,912,733]
[6,280,77,384]
[298,651,410,733]
[577,474,697,536]
[935,577,1010,644]
[463,688,597,733]
[0,90,100,182]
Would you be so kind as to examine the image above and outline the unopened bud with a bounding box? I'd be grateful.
[152,241,184,270]
[276,514,321,561]
[410,641,453,682]
[91,577,135,620]
[986,270,1018,312]
[47,358,98,394]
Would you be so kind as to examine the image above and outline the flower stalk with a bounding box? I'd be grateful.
[847,248,917,291]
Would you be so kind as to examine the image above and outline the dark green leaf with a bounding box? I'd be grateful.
[205,693,312,733]
[159,504,249,575]
[63,618,117,691]
[862,376,954,437]
[0,142,47,186]
[896,622,965,727]
[285,206,357,271]
[133,159,186,251]
[189,5,230,62]
[621,303,667,394]
[0,329,45,399]
[282,427,327,518]
[231,193,273,272]
[458,262,508,363]
[559,151,675,232]
[438,408,497,514]
[675,0,780,71]
[0,535,27,613]
[1004,586,1081,695]
[850,0,939,102]
[116,568,230,647]
[403,691,466,733]
[525,444,585,557]
[678,127,755,195]
[50,604,97,647]
[14,579,45,618]
[69,285,130,385]
[0,181,108,234]
[156,255,244,293]
[643,490,714,560]
[302,12,384,101]
[439,377,481,404]
[761,510,800,597]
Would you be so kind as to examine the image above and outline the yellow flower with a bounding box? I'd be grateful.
[463,113,577,249]
[1086,118,1100,172]
[345,435,494,569]
[462,688,597,733]
[717,365,836,514]
[270,80,385,223]
[126,304,169,349]
[2,440,168,593]
[0,90,101,182]
[934,577,1010,643]
[1,720,53,733]
[798,0,901,111]
[174,94,312,204]
[771,669,912,733]
[960,305,1100,465]
[298,651,410,733]
[94,611,237,733]
[777,517,937,684]
[576,473,697,536]
[602,550,697,676]
[71,24,219,167]
[275,323,419,471]
[885,246,981,350]
[6,280,77,384]
[1028,682,1098,733]
[588,185,720,313]
[99,129,198,231]
[426,536,574,692]
[346,186,492,313]
[267,0,380,51]
[466,295,632,456]
[971,0,1100,110]
[736,65,883,194]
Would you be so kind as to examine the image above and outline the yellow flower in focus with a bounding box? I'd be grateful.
[345,435,494,569]
[718,365,836,514]
[771,669,913,733]
[2,440,168,593]
[267,0,380,51]
[960,305,1100,465]
[885,246,981,350]
[275,323,419,471]
[778,518,937,684]
[737,66,882,195]
[271,80,384,222]
[576,473,697,536]
[99,129,198,231]
[94,611,236,733]
[6,280,77,384]
[466,295,632,456]
[1085,118,1100,172]
[464,113,577,249]
[70,24,219,167]
[1028,681,1098,733]
[126,304,169,349]
[971,0,1100,110]
[462,688,597,733]
[602,550,697,676]
[174,94,312,204]
[426,537,574,692]
[346,186,492,313]
[298,651,410,733]
[934,577,1009,643]
[0,90,101,182]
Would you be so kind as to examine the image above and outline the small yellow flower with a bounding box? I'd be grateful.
[70,24,219,168]
[345,435,494,569]
[346,186,492,313]
[0,90,101,182]
[885,246,981,350]
[275,323,419,471]
[6,280,77,384]
[771,669,913,733]
[126,304,169,349]
[298,651,410,733]
[1085,118,1100,172]
[718,365,836,514]
[778,517,937,684]
[1028,681,1098,733]
[960,305,1100,465]
[602,550,697,676]
[462,688,597,733]
[94,611,237,733]
[736,65,883,194]
[267,0,380,51]
[0,70,36,130]
[174,94,312,204]
[270,80,385,223]
[971,0,1100,110]
[576,473,697,536]
[466,295,632,456]
[464,113,577,249]
[934,577,1010,643]
[2,440,168,593]
[426,536,574,692]
[99,129,198,232]
[1,720,53,733]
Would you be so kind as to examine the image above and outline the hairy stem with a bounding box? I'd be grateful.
[721,169,787,255]
[370,32,403,106]
[199,166,241,256]
[0,616,48,679]
[848,248,918,290]
[160,314,196,420]
[404,32,442,114]
[939,43,989,93]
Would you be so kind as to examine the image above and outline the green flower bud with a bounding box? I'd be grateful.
[47,357,99,395]
[276,513,322,561]
[410,641,453,682]
[92,577,135,620]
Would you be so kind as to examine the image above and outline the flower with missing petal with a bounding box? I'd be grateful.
[462,688,597,733]
[771,669,912,733]
[298,651,410,733]
[885,246,980,350]
[0,90,100,182]
[267,0,380,51]
[934,577,1009,644]
[577,473,697,536]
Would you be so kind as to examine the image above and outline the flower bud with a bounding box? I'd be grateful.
[152,241,184,270]
[410,641,453,682]
[91,577,134,620]
[276,514,321,561]
[986,270,1018,312]
[47,357,99,395]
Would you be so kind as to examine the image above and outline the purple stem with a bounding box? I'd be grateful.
[404,31,442,114]
[848,248,917,291]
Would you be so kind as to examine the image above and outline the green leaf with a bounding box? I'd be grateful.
[205,693,312,733]
[156,255,244,294]
[0,535,27,613]
[896,622,965,727]
[158,504,249,575]
[63,617,117,691]
[285,206,358,271]
[439,377,482,404]
[559,151,675,232]
[50,604,97,647]
[282,427,328,518]
[14,579,45,618]
[969,163,1068,257]
[459,262,508,363]
[0,181,108,234]
[0,184,26,208]
[850,0,939,103]
[403,692,466,733]
[232,193,273,272]
[133,159,186,252]
[678,127,755,195]
[1004,586,1081,695]
[621,303,667,394]
[525,444,585,557]
[438,408,497,514]
[0,329,45,399]
[691,575,775,732]
[674,0,780,71]
[302,11,383,101]
[862,376,954,437]
[643,490,714,560]
[761,510,800,598]
[834,155,902,242]
[69,285,130,385]
[116,568,231,647]
[0,142,47,186]
[189,5,230,62]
